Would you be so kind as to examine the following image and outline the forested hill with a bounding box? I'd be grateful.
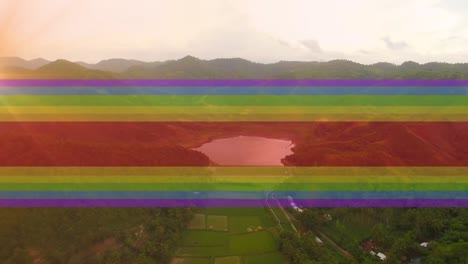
[3,56,468,79]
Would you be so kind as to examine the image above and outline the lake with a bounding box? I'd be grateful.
[193,136,294,166]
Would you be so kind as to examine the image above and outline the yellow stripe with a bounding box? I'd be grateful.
[0,113,465,121]
[1,175,467,183]
[0,167,463,175]
[0,167,465,184]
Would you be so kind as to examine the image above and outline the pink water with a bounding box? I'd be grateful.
[194,136,294,166]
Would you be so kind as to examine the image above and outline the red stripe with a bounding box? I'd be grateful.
[1,122,466,166]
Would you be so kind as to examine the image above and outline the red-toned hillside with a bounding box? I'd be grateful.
[0,122,466,166]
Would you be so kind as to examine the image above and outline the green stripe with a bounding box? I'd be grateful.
[1,183,466,191]
[1,106,467,114]
[0,95,466,106]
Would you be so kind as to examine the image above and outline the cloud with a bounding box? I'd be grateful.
[300,39,323,53]
[2,0,468,64]
[276,38,291,48]
[382,37,409,50]
[188,27,313,63]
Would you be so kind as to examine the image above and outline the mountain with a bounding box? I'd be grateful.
[124,56,334,79]
[0,57,162,73]
[0,57,50,69]
[76,58,163,73]
[124,55,248,78]
[1,59,120,79]
[35,59,119,79]
[4,56,468,79]
[0,59,118,79]
[121,56,468,79]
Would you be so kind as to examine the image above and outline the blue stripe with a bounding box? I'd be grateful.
[4,79,468,87]
[0,86,467,95]
[0,191,466,199]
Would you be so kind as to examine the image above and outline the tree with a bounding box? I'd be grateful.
[370,223,393,248]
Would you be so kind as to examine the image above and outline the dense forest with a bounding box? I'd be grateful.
[0,208,193,263]
[279,208,468,264]
[279,231,341,264]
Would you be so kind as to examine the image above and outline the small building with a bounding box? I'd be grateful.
[292,205,303,213]
[377,252,387,261]
[315,237,323,244]
[370,251,386,261]
[420,242,429,248]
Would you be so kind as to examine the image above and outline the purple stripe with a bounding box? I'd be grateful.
[3,79,468,87]
[0,199,467,207]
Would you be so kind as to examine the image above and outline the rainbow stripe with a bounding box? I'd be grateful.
[0,79,466,207]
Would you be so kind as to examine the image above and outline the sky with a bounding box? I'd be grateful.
[1,0,468,64]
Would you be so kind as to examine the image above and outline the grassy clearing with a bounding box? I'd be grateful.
[320,209,376,255]
[207,215,228,231]
[188,214,206,230]
[228,231,277,255]
[242,252,286,264]
[282,223,295,233]
[176,246,227,257]
[214,256,241,264]
[209,208,276,226]
[323,213,374,242]
[228,216,263,234]
[204,207,269,217]
[181,231,228,247]
[171,257,212,264]
[176,208,284,261]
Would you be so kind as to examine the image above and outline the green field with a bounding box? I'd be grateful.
[214,256,241,264]
[270,206,289,222]
[176,246,227,257]
[181,231,228,247]
[171,257,212,264]
[203,207,270,216]
[228,231,278,255]
[188,214,206,230]
[242,252,286,264]
[320,209,376,255]
[175,208,284,262]
[207,215,228,231]
[228,216,263,234]
[323,215,373,242]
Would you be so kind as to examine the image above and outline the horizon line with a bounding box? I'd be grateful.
[3,55,468,67]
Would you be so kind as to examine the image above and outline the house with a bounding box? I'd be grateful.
[377,252,387,261]
[370,251,387,261]
[315,237,323,244]
[292,205,304,213]
[420,242,429,248]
